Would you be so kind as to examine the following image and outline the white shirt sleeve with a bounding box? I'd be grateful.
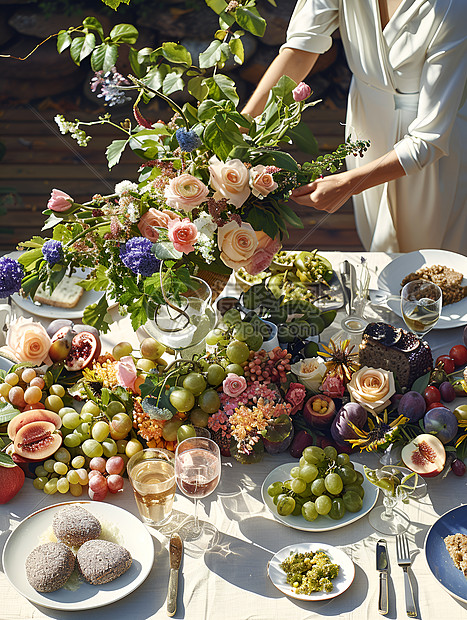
[394,3,467,174]
[280,0,339,55]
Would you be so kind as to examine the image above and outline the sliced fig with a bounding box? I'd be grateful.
[7,409,62,440]
[14,421,62,460]
[65,331,101,371]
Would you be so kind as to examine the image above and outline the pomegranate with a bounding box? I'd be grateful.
[65,331,101,371]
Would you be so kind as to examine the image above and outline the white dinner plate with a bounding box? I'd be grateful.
[267,542,355,601]
[377,249,467,329]
[2,501,155,611]
[261,461,378,532]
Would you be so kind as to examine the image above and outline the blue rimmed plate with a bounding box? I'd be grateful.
[424,504,467,603]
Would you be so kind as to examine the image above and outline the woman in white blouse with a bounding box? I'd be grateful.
[243,0,467,253]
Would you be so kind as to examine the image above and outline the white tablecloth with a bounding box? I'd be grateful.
[1,252,467,620]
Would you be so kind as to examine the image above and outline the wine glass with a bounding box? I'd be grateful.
[401,279,442,337]
[364,465,427,535]
[175,437,221,546]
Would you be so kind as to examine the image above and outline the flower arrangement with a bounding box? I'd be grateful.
[1,2,369,332]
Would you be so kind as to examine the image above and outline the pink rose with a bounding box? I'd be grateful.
[3,316,52,366]
[209,157,250,208]
[223,373,247,398]
[217,220,258,271]
[138,208,181,242]
[321,375,345,399]
[164,174,209,212]
[168,217,198,254]
[285,382,306,415]
[243,230,281,276]
[47,189,73,212]
[292,82,312,102]
[250,165,278,198]
[116,355,138,392]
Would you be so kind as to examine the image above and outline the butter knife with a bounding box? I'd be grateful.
[167,533,183,617]
[377,539,389,615]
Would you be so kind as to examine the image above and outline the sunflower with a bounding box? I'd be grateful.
[318,338,360,384]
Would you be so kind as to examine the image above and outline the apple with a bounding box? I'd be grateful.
[303,395,336,429]
[401,434,446,477]
[423,407,458,444]
[0,463,25,504]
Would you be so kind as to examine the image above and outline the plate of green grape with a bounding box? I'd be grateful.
[261,446,379,532]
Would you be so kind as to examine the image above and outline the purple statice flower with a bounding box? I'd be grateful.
[42,240,63,266]
[175,128,202,152]
[120,237,161,277]
[90,68,131,107]
[0,256,24,298]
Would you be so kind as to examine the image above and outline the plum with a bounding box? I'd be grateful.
[439,381,456,403]
[423,407,458,444]
[289,430,315,458]
[397,391,426,422]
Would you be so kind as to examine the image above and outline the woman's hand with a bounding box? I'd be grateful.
[290,172,353,213]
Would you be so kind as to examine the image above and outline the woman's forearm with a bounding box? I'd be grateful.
[242,48,319,117]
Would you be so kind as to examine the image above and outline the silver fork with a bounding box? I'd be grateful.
[396,533,417,618]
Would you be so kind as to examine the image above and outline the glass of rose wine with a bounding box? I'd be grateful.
[175,437,221,545]
[401,279,442,337]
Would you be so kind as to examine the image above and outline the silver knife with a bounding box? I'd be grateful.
[377,539,389,615]
[167,533,183,617]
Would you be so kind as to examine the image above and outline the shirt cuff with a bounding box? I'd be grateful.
[280,33,333,55]
[394,136,429,176]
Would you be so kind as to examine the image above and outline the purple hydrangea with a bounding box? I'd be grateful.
[175,128,202,152]
[120,237,161,277]
[42,240,63,266]
[0,256,24,298]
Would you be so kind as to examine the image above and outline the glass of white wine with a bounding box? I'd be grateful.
[401,279,442,337]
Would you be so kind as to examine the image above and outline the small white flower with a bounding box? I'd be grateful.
[54,114,69,134]
[115,180,138,195]
[195,233,215,263]
[193,213,217,239]
[126,201,139,223]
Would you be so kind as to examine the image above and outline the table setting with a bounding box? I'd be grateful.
[0,5,466,617]
[1,247,467,620]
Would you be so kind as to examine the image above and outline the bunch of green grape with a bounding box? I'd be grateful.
[205,308,264,356]
[267,445,365,522]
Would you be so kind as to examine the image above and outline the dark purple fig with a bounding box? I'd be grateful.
[331,402,367,443]
[451,459,466,477]
[289,430,315,458]
[439,381,456,403]
[398,391,426,422]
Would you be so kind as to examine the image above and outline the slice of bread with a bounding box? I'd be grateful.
[34,276,84,309]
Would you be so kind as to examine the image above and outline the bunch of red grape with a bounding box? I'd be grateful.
[242,347,292,384]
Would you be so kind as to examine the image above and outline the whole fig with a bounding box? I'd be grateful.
[331,402,367,444]
[398,391,426,422]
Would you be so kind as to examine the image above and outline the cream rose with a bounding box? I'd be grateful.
[208,157,250,208]
[3,316,52,366]
[347,366,396,414]
[164,173,209,212]
[217,220,258,271]
[290,357,327,392]
[249,165,278,198]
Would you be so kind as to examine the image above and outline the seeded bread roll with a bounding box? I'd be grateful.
[444,534,467,577]
[52,505,101,546]
[25,542,75,592]
[77,540,132,585]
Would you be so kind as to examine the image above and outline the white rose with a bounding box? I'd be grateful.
[291,357,327,392]
[347,366,396,414]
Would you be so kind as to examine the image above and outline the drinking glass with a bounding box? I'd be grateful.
[364,465,427,535]
[127,448,176,527]
[401,279,442,337]
[145,277,217,356]
[175,437,221,543]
